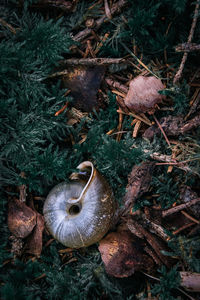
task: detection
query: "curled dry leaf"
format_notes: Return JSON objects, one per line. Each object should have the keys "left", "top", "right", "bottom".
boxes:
{"left": 123, "top": 161, "right": 155, "bottom": 212}
{"left": 98, "top": 229, "right": 154, "bottom": 278}
{"left": 62, "top": 65, "right": 105, "bottom": 112}
{"left": 25, "top": 212, "right": 45, "bottom": 257}
{"left": 8, "top": 198, "right": 37, "bottom": 238}
{"left": 124, "top": 75, "right": 165, "bottom": 113}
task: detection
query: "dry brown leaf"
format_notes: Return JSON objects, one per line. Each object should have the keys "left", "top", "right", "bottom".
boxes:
{"left": 124, "top": 75, "right": 165, "bottom": 113}
{"left": 8, "top": 198, "right": 37, "bottom": 238}
{"left": 98, "top": 229, "right": 154, "bottom": 278}
{"left": 25, "top": 212, "right": 45, "bottom": 257}
{"left": 62, "top": 65, "right": 105, "bottom": 112}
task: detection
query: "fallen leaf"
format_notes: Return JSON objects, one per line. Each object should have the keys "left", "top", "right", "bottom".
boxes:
{"left": 8, "top": 198, "right": 37, "bottom": 238}
{"left": 124, "top": 75, "right": 165, "bottom": 113}
{"left": 123, "top": 161, "right": 155, "bottom": 212}
{"left": 63, "top": 65, "right": 105, "bottom": 112}
{"left": 99, "top": 229, "right": 154, "bottom": 278}
{"left": 25, "top": 212, "right": 45, "bottom": 257}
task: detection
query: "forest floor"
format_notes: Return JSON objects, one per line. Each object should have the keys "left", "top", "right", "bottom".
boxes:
{"left": 1, "top": 1, "right": 200, "bottom": 299}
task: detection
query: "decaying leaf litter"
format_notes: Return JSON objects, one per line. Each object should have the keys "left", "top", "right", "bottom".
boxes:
{"left": 2, "top": 0, "right": 200, "bottom": 299}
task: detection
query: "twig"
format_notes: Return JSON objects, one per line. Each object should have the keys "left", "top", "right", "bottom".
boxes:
{"left": 86, "top": 40, "right": 96, "bottom": 58}
{"left": 149, "top": 152, "right": 200, "bottom": 177}
{"left": 111, "top": 89, "right": 126, "bottom": 98}
{"left": 153, "top": 115, "right": 171, "bottom": 147}
{"left": 105, "top": 77, "right": 128, "bottom": 93}
{"left": 19, "top": 172, "right": 26, "bottom": 203}
{"left": 117, "top": 109, "right": 152, "bottom": 126}
{"left": 73, "top": 0, "right": 128, "bottom": 42}
{"left": 0, "top": 18, "right": 17, "bottom": 34}
{"left": 180, "top": 112, "right": 200, "bottom": 133}
{"left": 132, "top": 221, "right": 171, "bottom": 266}
{"left": 175, "top": 43, "right": 200, "bottom": 52}
{"left": 181, "top": 210, "right": 199, "bottom": 224}
{"left": 116, "top": 111, "right": 123, "bottom": 142}
{"left": 185, "top": 89, "right": 200, "bottom": 120}
{"left": 173, "top": 222, "right": 195, "bottom": 235}
{"left": 61, "top": 57, "right": 129, "bottom": 66}
{"left": 94, "top": 32, "right": 110, "bottom": 54}
{"left": 104, "top": 0, "right": 112, "bottom": 19}
{"left": 173, "top": 0, "right": 200, "bottom": 84}
{"left": 120, "top": 41, "right": 160, "bottom": 79}
{"left": 162, "top": 198, "right": 200, "bottom": 218}
{"left": 49, "top": 59, "right": 130, "bottom": 79}
{"left": 55, "top": 101, "right": 69, "bottom": 116}
{"left": 132, "top": 120, "right": 141, "bottom": 138}
{"left": 142, "top": 272, "right": 196, "bottom": 300}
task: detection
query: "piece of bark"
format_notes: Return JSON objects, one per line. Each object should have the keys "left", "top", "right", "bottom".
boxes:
{"left": 8, "top": 198, "right": 37, "bottom": 239}
{"left": 180, "top": 113, "right": 200, "bottom": 133}
{"left": 62, "top": 65, "right": 105, "bottom": 112}
{"left": 180, "top": 186, "right": 200, "bottom": 219}
{"left": 143, "top": 113, "right": 200, "bottom": 140}
{"left": 9, "top": 235, "right": 24, "bottom": 257}
{"left": 123, "top": 161, "right": 155, "bottom": 212}
{"left": 98, "top": 229, "right": 154, "bottom": 278}
{"left": 25, "top": 212, "right": 45, "bottom": 257}
{"left": 124, "top": 76, "right": 165, "bottom": 113}
{"left": 162, "top": 198, "right": 200, "bottom": 218}
{"left": 143, "top": 115, "right": 184, "bottom": 140}
{"left": 127, "top": 219, "right": 172, "bottom": 267}
{"left": 180, "top": 272, "right": 200, "bottom": 292}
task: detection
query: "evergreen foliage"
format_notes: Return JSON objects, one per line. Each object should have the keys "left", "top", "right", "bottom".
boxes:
{"left": 151, "top": 265, "right": 180, "bottom": 300}
{"left": 0, "top": 1, "right": 200, "bottom": 299}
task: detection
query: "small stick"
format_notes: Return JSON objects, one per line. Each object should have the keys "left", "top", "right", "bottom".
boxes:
{"left": 0, "top": 18, "right": 17, "bottom": 34}
{"left": 153, "top": 115, "right": 171, "bottom": 147}
{"left": 73, "top": 0, "right": 128, "bottom": 42}
{"left": 142, "top": 272, "right": 196, "bottom": 300}
{"left": 181, "top": 210, "right": 199, "bottom": 224}
{"left": 19, "top": 172, "right": 26, "bottom": 203}
{"left": 173, "top": 222, "right": 195, "bottom": 235}
{"left": 116, "top": 111, "right": 123, "bottom": 141}
{"left": 104, "top": 0, "right": 112, "bottom": 19}
{"left": 106, "top": 128, "right": 115, "bottom": 135}
{"left": 173, "top": 0, "right": 200, "bottom": 84}
{"left": 132, "top": 120, "right": 141, "bottom": 138}
{"left": 162, "top": 198, "right": 200, "bottom": 218}
{"left": 106, "top": 77, "right": 128, "bottom": 93}
{"left": 55, "top": 102, "right": 69, "bottom": 116}
{"left": 86, "top": 40, "right": 96, "bottom": 58}
{"left": 94, "top": 33, "right": 110, "bottom": 54}
{"left": 185, "top": 89, "right": 200, "bottom": 120}
{"left": 83, "top": 45, "right": 90, "bottom": 58}
{"left": 117, "top": 109, "right": 152, "bottom": 126}
{"left": 120, "top": 41, "right": 160, "bottom": 79}
{"left": 111, "top": 89, "right": 126, "bottom": 98}
{"left": 175, "top": 43, "right": 200, "bottom": 52}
